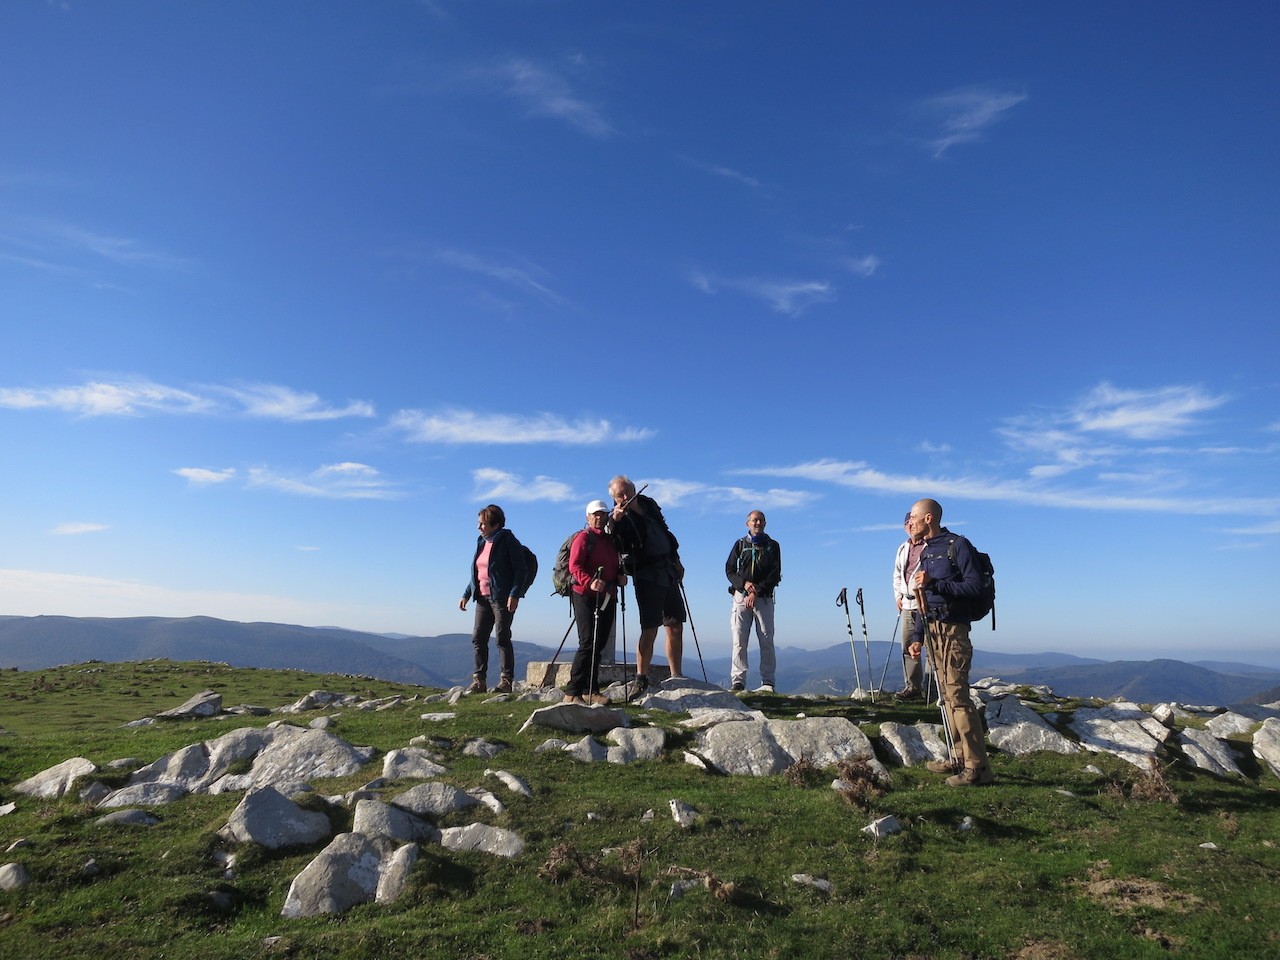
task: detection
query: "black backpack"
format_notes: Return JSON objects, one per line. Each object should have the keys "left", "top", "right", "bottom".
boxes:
{"left": 947, "top": 538, "right": 996, "bottom": 629}
{"left": 551, "top": 530, "right": 596, "bottom": 597}
{"left": 518, "top": 543, "right": 538, "bottom": 594}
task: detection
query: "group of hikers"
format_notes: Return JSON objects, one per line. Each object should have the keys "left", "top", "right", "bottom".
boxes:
{"left": 460, "top": 476, "right": 996, "bottom": 787}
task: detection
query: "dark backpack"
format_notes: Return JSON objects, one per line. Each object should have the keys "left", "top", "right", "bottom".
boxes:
{"left": 519, "top": 543, "right": 538, "bottom": 594}
{"left": 947, "top": 538, "right": 996, "bottom": 629}
{"left": 551, "top": 530, "right": 595, "bottom": 597}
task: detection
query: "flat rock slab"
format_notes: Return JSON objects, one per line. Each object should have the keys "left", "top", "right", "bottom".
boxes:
{"left": 1178, "top": 728, "right": 1244, "bottom": 778}
{"left": 157, "top": 689, "right": 222, "bottom": 719}
{"left": 98, "top": 782, "right": 188, "bottom": 808}
{"left": 94, "top": 809, "right": 160, "bottom": 828}
{"left": 519, "top": 703, "right": 631, "bottom": 735}
{"left": 440, "top": 822, "right": 524, "bottom": 858}
{"left": 1205, "top": 711, "right": 1258, "bottom": 739}
{"left": 694, "top": 717, "right": 874, "bottom": 777}
{"left": 985, "top": 696, "right": 1081, "bottom": 757}
{"left": 1068, "top": 702, "right": 1169, "bottom": 770}
{"left": 878, "top": 721, "right": 949, "bottom": 766}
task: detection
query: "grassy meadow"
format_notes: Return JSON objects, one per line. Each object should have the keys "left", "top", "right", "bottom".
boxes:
{"left": 1, "top": 659, "right": 1278, "bottom": 960}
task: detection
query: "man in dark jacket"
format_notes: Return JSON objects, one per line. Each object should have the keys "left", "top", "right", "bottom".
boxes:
{"left": 725, "top": 510, "right": 782, "bottom": 693}
{"left": 608, "top": 475, "right": 685, "bottom": 689}
{"left": 907, "top": 498, "right": 994, "bottom": 787}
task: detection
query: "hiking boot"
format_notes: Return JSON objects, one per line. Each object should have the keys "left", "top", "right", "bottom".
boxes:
{"left": 494, "top": 678, "right": 513, "bottom": 694}
{"left": 730, "top": 681, "right": 745, "bottom": 692}
{"left": 466, "top": 678, "right": 487, "bottom": 695}
{"left": 946, "top": 765, "right": 995, "bottom": 787}
{"left": 587, "top": 693, "right": 610, "bottom": 706}
{"left": 926, "top": 758, "right": 962, "bottom": 775}
{"left": 626, "top": 674, "right": 650, "bottom": 701}
{"left": 563, "top": 694, "right": 586, "bottom": 705}
{"left": 894, "top": 686, "right": 923, "bottom": 702}
{"left": 755, "top": 683, "right": 776, "bottom": 694}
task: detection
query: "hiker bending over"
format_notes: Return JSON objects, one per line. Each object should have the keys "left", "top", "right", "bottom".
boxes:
{"left": 459, "top": 504, "right": 527, "bottom": 695}
{"left": 608, "top": 475, "right": 685, "bottom": 691}
{"left": 564, "top": 500, "right": 627, "bottom": 705}
{"left": 725, "top": 510, "right": 781, "bottom": 694}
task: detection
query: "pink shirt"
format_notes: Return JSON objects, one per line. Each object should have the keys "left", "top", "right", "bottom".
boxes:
{"left": 476, "top": 540, "right": 494, "bottom": 597}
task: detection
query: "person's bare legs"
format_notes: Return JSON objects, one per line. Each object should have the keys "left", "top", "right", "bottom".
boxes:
{"left": 665, "top": 623, "right": 684, "bottom": 677}
{"left": 636, "top": 627, "right": 657, "bottom": 677}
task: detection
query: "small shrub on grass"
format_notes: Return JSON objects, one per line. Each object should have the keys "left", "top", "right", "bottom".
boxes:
{"left": 833, "top": 758, "right": 883, "bottom": 810}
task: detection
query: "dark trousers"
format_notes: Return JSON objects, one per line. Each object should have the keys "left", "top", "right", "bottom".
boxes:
{"left": 471, "top": 595, "right": 515, "bottom": 682}
{"left": 567, "top": 590, "right": 617, "bottom": 695}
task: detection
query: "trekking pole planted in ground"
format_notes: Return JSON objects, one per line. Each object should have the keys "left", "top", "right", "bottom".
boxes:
{"left": 876, "top": 610, "right": 902, "bottom": 694}
{"left": 589, "top": 567, "right": 604, "bottom": 697}
{"left": 855, "top": 588, "right": 876, "bottom": 702}
{"left": 678, "top": 580, "right": 708, "bottom": 681}
{"left": 837, "top": 588, "right": 864, "bottom": 697}
{"left": 914, "top": 586, "right": 955, "bottom": 757}
{"left": 619, "top": 582, "right": 630, "bottom": 695}
{"left": 549, "top": 610, "right": 577, "bottom": 670}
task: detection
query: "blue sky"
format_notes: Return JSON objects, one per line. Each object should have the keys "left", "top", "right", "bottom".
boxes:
{"left": 3, "top": 2, "right": 1278, "bottom": 667}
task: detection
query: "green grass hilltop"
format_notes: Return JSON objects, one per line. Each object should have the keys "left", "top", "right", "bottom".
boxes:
{"left": 1, "top": 660, "right": 1278, "bottom": 960}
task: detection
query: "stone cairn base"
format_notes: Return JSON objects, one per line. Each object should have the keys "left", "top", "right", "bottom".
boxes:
{"left": 524, "top": 661, "right": 673, "bottom": 688}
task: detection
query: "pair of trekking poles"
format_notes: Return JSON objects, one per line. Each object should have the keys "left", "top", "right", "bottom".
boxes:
{"left": 547, "top": 571, "right": 709, "bottom": 699}
{"left": 836, "top": 584, "right": 956, "bottom": 755}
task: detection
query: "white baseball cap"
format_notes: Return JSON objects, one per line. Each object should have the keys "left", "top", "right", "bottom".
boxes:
{"left": 586, "top": 499, "right": 610, "bottom": 516}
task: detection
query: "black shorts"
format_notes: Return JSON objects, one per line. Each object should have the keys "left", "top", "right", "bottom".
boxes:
{"left": 633, "top": 577, "right": 686, "bottom": 629}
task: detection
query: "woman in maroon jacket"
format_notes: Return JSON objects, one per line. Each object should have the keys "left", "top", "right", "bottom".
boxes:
{"left": 565, "top": 499, "right": 627, "bottom": 704}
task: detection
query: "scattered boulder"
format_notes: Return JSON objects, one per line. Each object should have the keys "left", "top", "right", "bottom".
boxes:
{"left": 463, "top": 738, "right": 506, "bottom": 759}
{"left": 1205, "top": 711, "right": 1257, "bottom": 739}
{"left": 1178, "top": 729, "right": 1244, "bottom": 779}
{"left": 791, "top": 873, "right": 833, "bottom": 894}
{"left": 563, "top": 736, "right": 609, "bottom": 763}
{"left": 14, "top": 757, "right": 98, "bottom": 799}
{"left": 98, "top": 782, "right": 188, "bottom": 808}
{"left": 877, "top": 721, "right": 949, "bottom": 766}
{"left": 375, "top": 843, "right": 419, "bottom": 904}
{"left": 94, "top": 809, "right": 160, "bottom": 828}
{"left": 1253, "top": 718, "right": 1280, "bottom": 778}
{"left": 391, "top": 782, "right": 479, "bottom": 819}
{"left": 861, "top": 815, "right": 902, "bottom": 838}
{"left": 156, "top": 690, "right": 222, "bottom": 719}
{"left": 352, "top": 799, "right": 440, "bottom": 844}
{"left": 382, "top": 747, "right": 447, "bottom": 781}
{"left": 606, "top": 727, "right": 666, "bottom": 764}
{"left": 0, "top": 863, "right": 30, "bottom": 891}
{"left": 694, "top": 717, "right": 874, "bottom": 777}
{"left": 280, "top": 832, "right": 392, "bottom": 918}
{"left": 1068, "top": 701, "right": 1169, "bottom": 769}
{"left": 218, "top": 786, "right": 333, "bottom": 849}
{"left": 985, "top": 696, "right": 1081, "bottom": 757}
{"left": 439, "top": 822, "right": 524, "bottom": 858}
{"left": 669, "top": 798, "right": 699, "bottom": 828}
{"left": 519, "top": 703, "right": 631, "bottom": 736}
{"left": 241, "top": 728, "right": 374, "bottom": 787}
{"left": 485, "top": 769, "right": 533, "bottom": 797}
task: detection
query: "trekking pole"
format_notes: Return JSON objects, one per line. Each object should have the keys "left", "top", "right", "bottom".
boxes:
{"left": 855, "top": 588, "right": 876, "bottom": 702}
{"left": 589, "top": 567, "right": 603, "bottom": 698}
{"left": 677, "top": 580, "right": 708, "bottom": 681}
{"left": 837, "top": 588, "right": 864, "bottom": 698}
{"left": 914, "top": 587, "right": 955, "bottom": 756}
{"left": 876, "top": 610, "right": 902, "bottom": 694}
{"left": 619, "top": 581, "right": 630, "bottom": 696}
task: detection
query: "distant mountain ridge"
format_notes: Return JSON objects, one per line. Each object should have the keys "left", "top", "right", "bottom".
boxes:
{"left": 1, "top": 615, "right": 1277, "bottom": 707}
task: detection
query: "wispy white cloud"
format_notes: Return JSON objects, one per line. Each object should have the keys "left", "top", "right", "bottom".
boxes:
{"left": 0, "top": 377, "right": 373, "bottom": 422}
{"left": 676, "top": 154, "right": 762, "bottom": 189}
{"left": 50, "top": 522, "right": 109, "bottom": 536}
{"left": 918, "top": 85, "right": 1027, "bottom": 158}
{"left": 471, "top": 468, "right": 579, "bottom": 503}
{"left": 174, "top": 467, "right": 237, "bottom": 485}
{"left": 1068, "top": 382, "right": 1228, "bottom": 440}
{"left": 497, "top": 58, "right": 613, "bottom": 137}
{"left": 0, "top": 379, "right": 214, "bottom": 417}
{"left": 624, "top": 477, "right": 820, "bottom": 512}
{"left": 2, "top": 218, "right": 194, "bottom": 272}
{"left": 738, "top": 455, "right": 1279, "bottom": 517}
{"left": 390, "top": 408, "right": 654, "bottom": 445}
{"left": 432, "top": 249, "right": 567, "bottom": 308}
{"left": 689, "top": 269, "right": 835, "bottom": 318}
{"left": 842, "top": 255, "right": 882, "bottom": 278}
{"left": 216, "top": 383, "right": 376, "bottom": 421}
{"left": 247, "top": 462, "right": 403, "bottom": 500}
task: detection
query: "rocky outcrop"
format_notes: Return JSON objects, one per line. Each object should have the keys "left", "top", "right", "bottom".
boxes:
{"left": 14, "top": 757, "right": 98, "bottom": 799}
